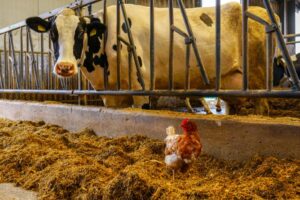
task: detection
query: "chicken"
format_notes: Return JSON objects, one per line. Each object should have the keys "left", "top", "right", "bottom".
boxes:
{"left": 177, "top": 119, "right": 202, "bottom": 164}
{"left": 164, "top": 126, "right": 183, "bottom": 170}
{"left": 164, "top": 126, "right": 183, "bottom": 180}
{"left": 164, "top": 119, "right": 202, "bottom": 179}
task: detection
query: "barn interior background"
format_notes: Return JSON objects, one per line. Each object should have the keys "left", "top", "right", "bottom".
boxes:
{"left": 0, "top": 0, "right": 298, "bottom": 108}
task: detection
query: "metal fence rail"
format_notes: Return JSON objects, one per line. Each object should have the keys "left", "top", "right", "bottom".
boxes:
{"left": 0, "top": 0, "right": 299, "bottom": 106}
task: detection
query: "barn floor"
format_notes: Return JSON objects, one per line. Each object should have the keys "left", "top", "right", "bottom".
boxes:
{"left": 0, "top": 119, "right": 298, "bottom": 200}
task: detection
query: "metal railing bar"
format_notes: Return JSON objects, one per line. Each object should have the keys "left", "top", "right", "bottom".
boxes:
{"left": 286, "top": 41, "right": 300, "bottom": 45}
{"left": 41, "top": 33, "right": 45, "bottom": 89}
{"left": 119, "top": 0, "right": 145, "bottom": 90}
{"left": 263, "top": 0, "right": 300, "bottom": 90}
{"left": 242, "top": 0, "right": 249, "bottom": 91}
{"left": 8, "top": 38, "right": 12, "bottom": 89}
{"left": 168, "top": 0, "right": 174, "bottom": 90}
{"left": 284, "top": 33, "right": 300, "bottom": 38}
{"left": 0, "top": 89, "right": 299, "bottom": 98}
{"left": 116, "top": 1, "right": 121, "bottom": 90}
{"left": 48, "top": 33, "right": 52, "bottom": 90}
{"left": 185, "top": 44, "right": 191, "bottom": 91}
{"left": 215, "top": 0, "right": 221, "bottom": 91}
{"left": 27, "top": 28, "right": 41, "bottom": 89}
{"left": 25, "top": 32, "right": 29, "bottom": 89}
{"left": 118, "top": 36, "right": 131, "bottom": 47}
{"left": 0, "top": 50, "right": 52, "bottom": 55}
{"left": 176, "top": 0, "right": 209, "bottom": 85}
{"left": 103, "top": 0, "right": 108, "bottom": 90}
{"left": 266, "top": 32, "right": 273, "bottom": 91}
{"left": 3, "top": 34, "right": 8, "bottom": 88}
{"left": 0, "top": 53, "right": 4, "bottom": 88}
{"left": 150, "top": 0, "right": 155, "bottom": 91}
{"left": 171, "top": 25, "right": 189, "bottom": 38}
{"left": 8, "top": 32, "right": 20, "bottom": 89}
{"left": 246, "top": 11, "right": 270, "bottom": 27}
{"left": 128, "top": 49, "right": 132, "bottom": 90}
{"left": 19, "top": 28, "right": 24, "bottom": 89}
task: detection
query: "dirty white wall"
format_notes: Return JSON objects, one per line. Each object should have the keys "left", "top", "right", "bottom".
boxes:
{"left": 0, "top": 0, "right": 74, "bottom": 28}
{"left": 0, "top": 0, "right": 116, "bottom": 50}
{"left": 0, "top": 0, "right": 117, "bottom": 28}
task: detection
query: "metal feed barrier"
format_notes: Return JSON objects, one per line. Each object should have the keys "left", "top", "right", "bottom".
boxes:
{"left": 0, "top": 0, "right": 299, "bottom": 107}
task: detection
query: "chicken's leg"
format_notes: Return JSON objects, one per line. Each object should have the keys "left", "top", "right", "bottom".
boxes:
{"left": 172, "top": 170, "right": 175, "bottom": 181}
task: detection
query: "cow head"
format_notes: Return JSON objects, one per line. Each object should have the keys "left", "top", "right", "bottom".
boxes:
{"left": 273, "top": 54, "right": 300, "bottom": 88}
{"left": 26, "top": 8, "right": 106, "bottom": 78}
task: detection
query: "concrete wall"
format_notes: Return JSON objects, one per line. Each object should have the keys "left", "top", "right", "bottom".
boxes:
{"left": 0, "top": 100, "right": 299, "bottom": 162}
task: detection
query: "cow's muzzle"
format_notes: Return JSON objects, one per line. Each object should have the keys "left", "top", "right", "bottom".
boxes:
{"left": 56, "top": 62, "right": 75, "bottom": 77}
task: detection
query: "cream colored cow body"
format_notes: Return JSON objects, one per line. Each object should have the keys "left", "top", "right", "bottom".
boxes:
{"left": 81, "top": 2, "right": 273, "bottom": 112}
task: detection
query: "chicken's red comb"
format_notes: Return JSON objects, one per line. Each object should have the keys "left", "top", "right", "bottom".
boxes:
{"left": 181, "top": 118, "right": 197, "bottom": 132}
{"left": 181, "top": 118, "right": 190, "bottom": 127}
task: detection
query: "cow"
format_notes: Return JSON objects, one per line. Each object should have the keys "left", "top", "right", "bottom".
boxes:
{"left": 26, "top": 2, "right": 278, "bottom": 114}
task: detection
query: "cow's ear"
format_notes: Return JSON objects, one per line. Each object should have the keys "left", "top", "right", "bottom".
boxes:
{"left": 26, "top": 17, "right": 51, "bottom": 33}
{"left": 87, "top": 21, "right": 106, "bottom": 37}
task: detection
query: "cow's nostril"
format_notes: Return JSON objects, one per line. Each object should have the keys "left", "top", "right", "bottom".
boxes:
{"left": 56, "top": 62, "right": 75, "bottom": 76}
{"left": 62, "top": 68, "right": 69, "bottom": 73}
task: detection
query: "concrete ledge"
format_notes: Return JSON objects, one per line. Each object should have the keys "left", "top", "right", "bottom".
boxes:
{"left": 0, "top": 100, "right": 299, "bottom": 161}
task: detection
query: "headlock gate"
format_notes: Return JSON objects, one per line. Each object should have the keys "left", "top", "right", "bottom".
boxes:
{"left": 0, "top": 0, "right": 299, "bottom": 106}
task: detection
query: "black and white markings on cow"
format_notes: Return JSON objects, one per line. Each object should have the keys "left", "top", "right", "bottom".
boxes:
{"left": 73, "top": 18, "right": 86, "bottom": 59}
{"left": 83, "top": 52, "right": 109, "bottom": 73}
{"left": 121, "top": 18, "right": 132, "bottom": 33}
{"left": 200, "top": 13, "right": 213, "bottom": 27}
{"left": 81, "top": 17, "right": 110, "bottom": 73}
{"left": 95, "top": 53, "right": 109, "bottom": 69}
{"left": 138, "top": 56, "right": 143, "bottom": 67}
{"left": 83, "top": 52, "right": 95, "bottom": 72}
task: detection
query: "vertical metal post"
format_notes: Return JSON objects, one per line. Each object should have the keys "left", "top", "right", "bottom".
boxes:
{"left": 216, "top": 0, "right": 221, "bottom": 91}
{"left": 150, "top": 0, "right": 155, "bottom": 91}
{"left": 27, "top": 29, "right": 41, "bottom": 89}
{"left": 103, "top": 0, "right": 108, "bottom": 90}
{"left": 168, "top": 0, "right": 174, "bottom": 90}
{"left": 4, "top": 34, "right": 8, "bottom": 89}
{"left": 242, "top": 0, "right": 249, "bottom": 91}
{"left": 8, "top": 32, "right": 20, "bottom": 89}
{"left": 263, "top": 0, "right": 300, "bottom": 90}
{"left": 195, "top": 0, "right": 202, "bottom": 7}
{"left": 128, "top": 49, "right": 132, "bottom": 90}
{"left": 88, "top": 3, "right": 92, "bottom": 15}
{"left": 116, "top": 0, "right": 121, "bottom": 90}
{"left": 0, "top": 53, "right": 4, "bottom": 89}
{"left": 20, "top": 27, "right": 24, "bottom": 89}
{"left": 41, "top": 33, "right": 45, "bottom": 89}
{"left": 48, "top": 33, "right": 53, "bottom": 90}
{"left": 283, "top": 0, "right": 287, "bottom": 35}
{"left": 185, "top": 44, "right": 191, "bottom": 91}
{"left": 266, "top": 32, "right": 273, "bottom": 91}
{"left": 25, "top": 29, "right": 30, "bottom": 90}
